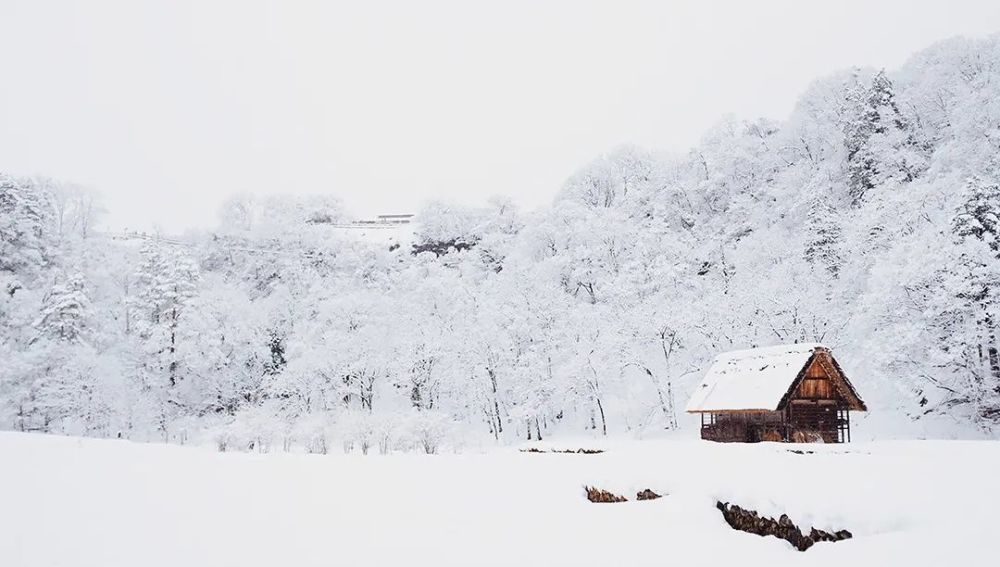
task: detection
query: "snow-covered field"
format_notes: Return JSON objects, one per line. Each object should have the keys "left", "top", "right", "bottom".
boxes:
{"left": 2, "top": 432, "right": 997, "bottom": 567}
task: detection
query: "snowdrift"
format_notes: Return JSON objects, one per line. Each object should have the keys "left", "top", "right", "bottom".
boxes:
{"left": 2, "top": 433, "right": 998, "bottom": 566}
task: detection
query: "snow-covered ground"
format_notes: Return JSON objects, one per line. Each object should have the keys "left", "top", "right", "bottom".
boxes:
{"left": 2, "top": 433, "right": 997, "bottom": 567}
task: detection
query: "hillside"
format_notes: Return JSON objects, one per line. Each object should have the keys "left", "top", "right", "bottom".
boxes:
{"left": 2, "top": 35, "right": 1000, "bottom": 447}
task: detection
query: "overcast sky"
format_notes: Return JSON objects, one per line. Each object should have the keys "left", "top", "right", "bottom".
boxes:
{"left": 2, "top": 1, "right": 999, "bottom": 231}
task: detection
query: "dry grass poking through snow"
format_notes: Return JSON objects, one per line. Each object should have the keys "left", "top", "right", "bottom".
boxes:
{"left": 584, "top": 486, "right": 628, "bottom": 503}
{"left": 585, "top": 487, "right": 663, "bottom": 502}
{"left": 635, "top": 488, "right": 662, "bottom": 500}
{"left": 716, "top": 501, "right": 852, "bottom": 551}
{"left": 520, "top": 447, "right": 605, "bottom": 454}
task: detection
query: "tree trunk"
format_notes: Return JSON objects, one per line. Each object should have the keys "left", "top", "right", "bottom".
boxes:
{"left": 488, "top": 368, "right": 503, "bottom": 435}
{"left": 587, "top": 359, "right": 607, "bottom": 435}
{"left": 485, "top": 407, "right": 499, "bottom": 441}
{"left": 658, "top": 330, "right": 680, "bottom": 429}
{"left": 643, "top": 366, "right": 674, "bottom": 429}
{"left": 595, "top": 397, "right": 607, "bottom": 436}
{"left": 664, "top": 378, "right": 677, "bottom": 429}
{"left": 168, "top": 305, "right": 177, "bottom": 387}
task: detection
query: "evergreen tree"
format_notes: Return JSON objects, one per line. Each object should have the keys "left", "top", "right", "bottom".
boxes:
{"left": 803, "top": 195, "right": 843, "bottom": 277}
{"left": 133, "top": 243, "right": 201, "bottom": 387}
{"left": 34, "top": 273, "right": 90, "bottom": 343}
{"left": 0, "top": 174, "right": 54, "bottom": 277}
{"left": 953, "top": 176, "right": 1000, "bottom": 254}
{"left": 928, "top": 175, "right": 1000, "bottom": 423}
{"left": 844, "top": 70, "right": 926, "bottom": 204}
{"left": 843, "top": 72, "right": 879, "bottom": 203}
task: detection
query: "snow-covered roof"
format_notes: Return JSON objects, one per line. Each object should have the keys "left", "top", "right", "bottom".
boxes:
{"left": 685, "top": 343, "right": 825, "bottom": 412}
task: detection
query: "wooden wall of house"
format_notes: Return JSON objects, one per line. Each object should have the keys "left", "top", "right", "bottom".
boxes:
{"left": 784, "top": 355, "right": 848, "bottom": 442}
{"left": 786, "top": 403, "right": 840, "bottom": 443}
{"left": 794, "top": 357, "right": 838, "bottom": 400}
{"left": 700, "top": 411, "right": 784, "bottom": 443}
{"left": 700, "top": 407, "right": 845, "bottom": 443}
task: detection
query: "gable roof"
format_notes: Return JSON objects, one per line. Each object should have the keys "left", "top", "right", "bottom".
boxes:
{"left": 685, "top": 343, "right": 865, "bottom": 413}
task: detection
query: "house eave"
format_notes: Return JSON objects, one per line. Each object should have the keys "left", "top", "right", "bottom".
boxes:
{"left": 686, "top": 408, "right": 778, "bottom": 414}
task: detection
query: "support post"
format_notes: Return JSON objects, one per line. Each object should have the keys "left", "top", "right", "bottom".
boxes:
{"left": 847, "top": 409, "right": 851, "bottom": 443}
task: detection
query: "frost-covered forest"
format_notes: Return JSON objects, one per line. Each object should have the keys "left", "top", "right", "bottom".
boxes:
{"left": 3, "top": 36, "right": 1000, "bottom": 450}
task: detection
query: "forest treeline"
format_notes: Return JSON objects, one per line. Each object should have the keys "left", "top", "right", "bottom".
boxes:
{"left": 2, "top": 36, "right": 1000, "bottom": 450}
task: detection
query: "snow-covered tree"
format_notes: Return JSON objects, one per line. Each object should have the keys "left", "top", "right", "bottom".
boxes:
{"left": 844, "top": 70, "right": 927, "bottom": 204}
{"left": 803, "top": 194, "right": 843, "bottom": 277}
{"left": 34, "top": 273, "right": 90, "bottom": 343}
{"left": 0, "top": 174, "right": 54, "bottom": 278}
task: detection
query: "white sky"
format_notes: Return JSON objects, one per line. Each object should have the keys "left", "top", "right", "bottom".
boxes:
{"left": 2, "top": 1, "right": 999, "bottom": 231}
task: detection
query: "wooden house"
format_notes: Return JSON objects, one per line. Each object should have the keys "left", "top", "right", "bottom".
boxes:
{"left": 685, "top": 344, "right": 866, "bottom": 443}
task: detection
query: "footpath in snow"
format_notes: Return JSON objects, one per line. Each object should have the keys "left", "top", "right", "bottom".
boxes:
{"left": 1, "top": 432, "right": 997, "bottom": 567}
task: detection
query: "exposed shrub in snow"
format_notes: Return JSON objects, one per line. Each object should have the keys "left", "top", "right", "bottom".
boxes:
{"left": 293, "top": 413, "right": 336, "bottom": 454}
{"left": 226, "top": 406, "right": 282, "bottom": 453}
{"left": 395, "top": 411, "right": 458, "bottom": 455}
{"left": 584, "top": 486, "right": 627, "bottom": 503}
{"left": 339, "top": 410, "right": 377, "bottom": 455}
{"left": 635, "top": 489, "right": 662, "bottom": 500}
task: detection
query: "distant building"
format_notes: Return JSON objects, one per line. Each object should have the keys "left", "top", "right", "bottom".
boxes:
{"left": 349, "top": 214, "right": 414, "bottom": 227}
{"left": 685, "top": 344, "right": 866, "bottom": 443}
{"left": 375, "top": 214, "right": 414, "bottom": 225}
